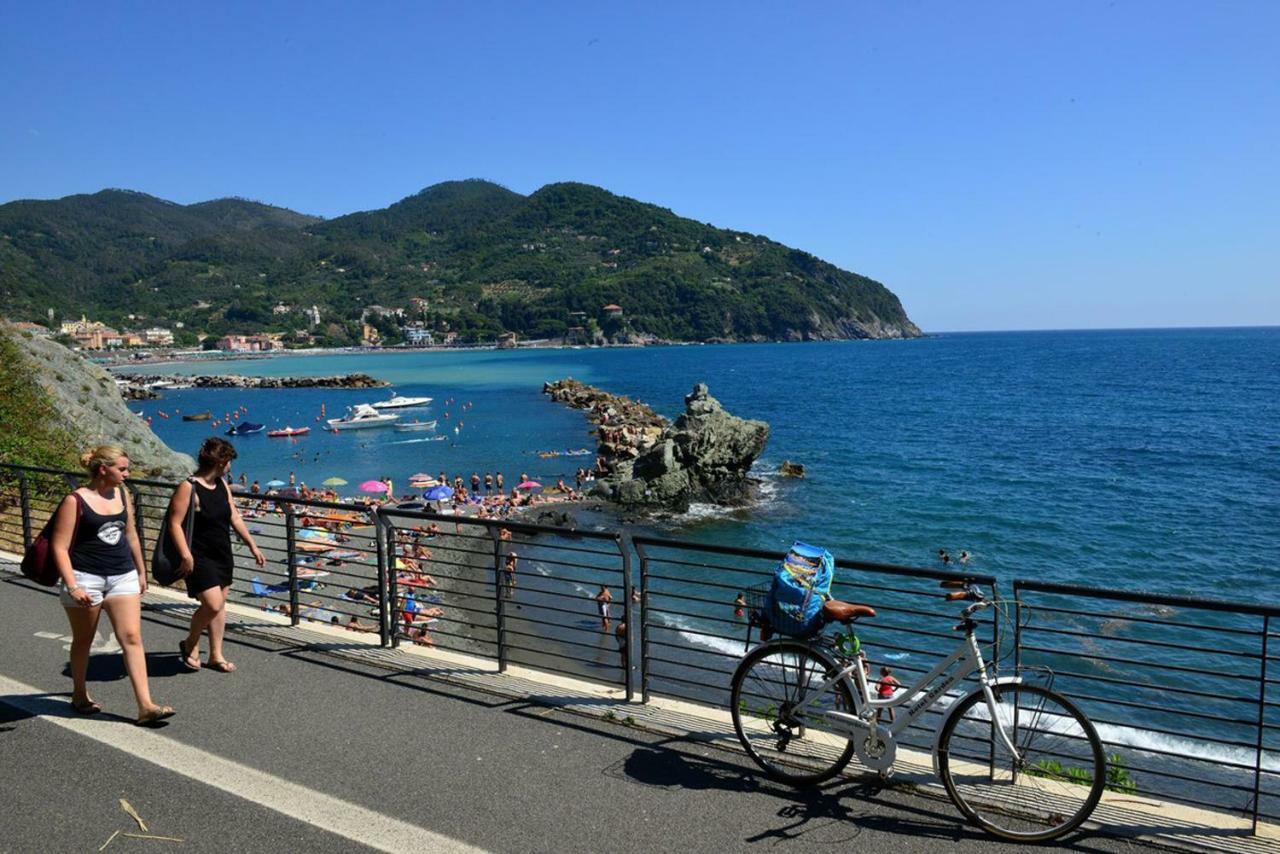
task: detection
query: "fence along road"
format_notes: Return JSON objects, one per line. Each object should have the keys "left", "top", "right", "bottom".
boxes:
{"left": 1, "top": 461, "right": 1276, "bottom": 848}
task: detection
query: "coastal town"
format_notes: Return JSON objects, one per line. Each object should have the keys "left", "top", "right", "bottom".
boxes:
{"left": 9, "top": 299, "right": 641, "bottom": 361}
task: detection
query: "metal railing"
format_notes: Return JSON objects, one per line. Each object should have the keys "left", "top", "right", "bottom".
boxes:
{"left": 1015, "top": 579, "right": 1279, "bottom": 831}
{"left": 1, "top": 462, "right": 1275, "bottom": 832}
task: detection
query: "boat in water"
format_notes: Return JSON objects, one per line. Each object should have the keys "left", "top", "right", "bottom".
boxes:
{"left": 182, "top": 411, "right": 212, "bottom": 421}
{"left": 267, "top": 426, "right": 311, "bottom": 438}
{"left": 226, "top": 421, "right": 265, "bottom": 436}
{"left": 394, "top": 419, "right": 438, "bottom": 432}
{"left": 327, "top": 403, "right": 399, "bottom": 431}
{"left": 371, "top": 392, "right": 433, "bottom": 410}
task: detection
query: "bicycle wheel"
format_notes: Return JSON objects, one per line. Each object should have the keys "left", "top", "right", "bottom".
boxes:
{"left": 937, "top": 683, "right": 1105, "bottom": 842}
{"left": 729, "top": 640, "right": 857, "bottom": 786}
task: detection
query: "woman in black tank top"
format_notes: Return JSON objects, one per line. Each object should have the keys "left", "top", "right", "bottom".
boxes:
{"left": 50, "top": 445, "right": 175, "bottom": 725}
{"left": 168, "top": 438, "right": 265, "bottom": 673}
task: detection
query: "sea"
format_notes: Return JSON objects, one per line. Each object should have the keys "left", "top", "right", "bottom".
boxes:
{"left": 128, "top": 328, "right": 1280, "bottom": 802}
{"left": 132, "top": 327, "right": 1280, "bottom": 600}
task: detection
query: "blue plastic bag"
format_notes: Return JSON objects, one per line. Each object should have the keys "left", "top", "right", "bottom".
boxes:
{"left": 764, "top": 542, "right": 834, "bottom": 636}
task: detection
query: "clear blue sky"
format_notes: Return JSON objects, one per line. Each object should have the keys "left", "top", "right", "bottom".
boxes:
{"left": 2, "top": 2, "right": 1276, "bottom": 331}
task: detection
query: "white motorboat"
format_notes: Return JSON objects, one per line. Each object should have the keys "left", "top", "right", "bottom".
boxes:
{"left": 371, "top": 392, "right": 433, "bottom": 410}
{"left": 394, "top": 419, "right": 438, "bottom": 432}
{"left": 327, "top": 403, "right": 400, "bottom": 430}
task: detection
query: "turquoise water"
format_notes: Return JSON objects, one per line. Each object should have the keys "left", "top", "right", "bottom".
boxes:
{"left": 135, "top": 328, "right": 1280, "bottom": 599}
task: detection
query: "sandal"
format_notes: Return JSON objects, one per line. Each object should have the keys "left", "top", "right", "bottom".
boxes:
{"left": 205, "top": 659, "right": 237, "bottom": 673}
{"left": 135, "top": 705, "right": 176, "bottom": 727}
{"left": 178, "top": 640, "right": 201, "bottom": 672}
{"left": 71, "top": 698, "right": 102, "bottom": 716}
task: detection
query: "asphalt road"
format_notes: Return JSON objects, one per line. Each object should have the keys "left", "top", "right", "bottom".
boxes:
{"left": 0, "top": 574, "right": 1164, "bottom": 853}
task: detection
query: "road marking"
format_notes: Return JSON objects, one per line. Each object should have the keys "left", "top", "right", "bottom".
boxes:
{"left": 0, "top": 674, "right": 487, "bottom": 854}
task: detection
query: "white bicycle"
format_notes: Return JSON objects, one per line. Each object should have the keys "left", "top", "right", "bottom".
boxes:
{"left": 729, "top": 579, "right": 1105, "bottom": 842}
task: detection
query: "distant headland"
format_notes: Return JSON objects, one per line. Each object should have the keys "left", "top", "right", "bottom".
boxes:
{"left": 0, "top": 179, "right": 921, "bottom": 350}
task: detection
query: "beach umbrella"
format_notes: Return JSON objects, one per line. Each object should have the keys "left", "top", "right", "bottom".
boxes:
{"left": 359, "top": 480, "right": 388, "bottom": 493}
{"left": 516, "top": 480, "right": 542, "bottom": 491}
{"left": 409, "top": 473, "right": 433, "bottom": 481}
{"left": 423, "top": 484, "right": 454, "bottom": 501}
{"left": 266, "top": 479, "right": 287, "bottom": 488}
{"left": 322, "top": 477, "right": 348, "bottom": 486}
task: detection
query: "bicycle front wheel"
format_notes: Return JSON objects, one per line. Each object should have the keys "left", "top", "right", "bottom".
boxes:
{"left": 729, "top": 640, "right": 856, "bottom": 787}
{"left": 937, "top": 683, "right": 1105, "bottom": 842}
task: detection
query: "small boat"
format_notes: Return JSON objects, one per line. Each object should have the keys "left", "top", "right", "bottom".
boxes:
{"left": 183, "top": 411, "right": 212, "bottom": 421}
{"left": 226, "top": 421, "right": 265, "bottom": 436}
{"left": 267, "top": 426, "right": 311, "bottom": 438}
{"left": 326, "top": 403, "right": 399, "bottom": 431}
{"left": 371, "top": 392, "right": 433, "bottom": 410}
{"left": 394, "top": 419, "right": 438, "bottom": 432}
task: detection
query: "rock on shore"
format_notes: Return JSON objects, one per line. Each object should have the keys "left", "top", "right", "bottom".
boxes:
{"left": 2, "top": 323, "right": 194, "bottom": 476}
{"left": 117, "top": 373, "right": 387, "bottom": 390}
{"left": 543, "top": 379, "right": 769, "bottom": 512}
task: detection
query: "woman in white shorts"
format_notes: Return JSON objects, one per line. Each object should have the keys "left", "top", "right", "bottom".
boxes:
{"left": 50, "top": 445, "right": 174, "bottom": 725}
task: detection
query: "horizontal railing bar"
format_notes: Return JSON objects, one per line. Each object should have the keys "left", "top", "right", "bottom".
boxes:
{"left": 1016, "top": 579, "right": 1280, "bottom": 618}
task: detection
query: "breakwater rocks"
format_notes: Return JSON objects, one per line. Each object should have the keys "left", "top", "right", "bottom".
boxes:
{"left": 119, "top": 373, "right": 387, "bottom": 390}
{"left": 543, "top": 378, "right": 769, "bottom": 512}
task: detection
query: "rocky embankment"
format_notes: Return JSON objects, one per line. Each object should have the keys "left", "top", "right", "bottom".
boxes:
{"left": 117, "top": 373, "right": 386, "bottom": 390}
{"left": 543, "top": 379, "right": 769, "bottom": 512}
{"left": 1, "top": 323, "right": 194, "bottom": 476}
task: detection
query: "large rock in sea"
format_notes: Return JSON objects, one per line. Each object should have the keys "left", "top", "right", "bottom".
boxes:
{"left": 595, "top": 384, "right": 769, "bottom": 511}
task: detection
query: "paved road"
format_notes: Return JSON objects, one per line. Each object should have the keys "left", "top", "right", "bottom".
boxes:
{"left": 0, "top": 574, "right": 1164, "bottom": 853}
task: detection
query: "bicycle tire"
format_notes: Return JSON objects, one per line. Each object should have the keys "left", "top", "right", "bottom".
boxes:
{"left": 937, "top": 683, "right": 1105, "bottom": 842}
{"left": 729, "top": 640, "right": 857, "bottom": 787}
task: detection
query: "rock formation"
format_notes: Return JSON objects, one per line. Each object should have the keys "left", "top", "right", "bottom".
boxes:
{"left": 543, "top": 379, "right": 769, "bottom": 512}
{"left": 116, "top": 373, "right": 386, "bottom": 390}
{"left": 2, "top": 323, "right": 194, "bottom": 477}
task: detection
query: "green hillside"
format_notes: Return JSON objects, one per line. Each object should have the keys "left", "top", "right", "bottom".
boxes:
{"left": 0, "top": 180, "right": 921, "bottom": 343}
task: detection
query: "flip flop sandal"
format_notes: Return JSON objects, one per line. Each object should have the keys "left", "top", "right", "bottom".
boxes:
{"left": 179, "top": 640, "right": 201, "bottom": 672}
{"left": 135, "top": 705, "right": 176, "bottom": 727}
{"left": 205, "top": 660, "right": 237, "bottom": 673}
{"left": 71, "top": 698, "right": 102, "bottom": 716}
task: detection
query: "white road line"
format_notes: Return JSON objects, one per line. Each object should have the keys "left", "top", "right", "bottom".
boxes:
{"left": 0, "top": 674, "right": 487, "bottom": 854}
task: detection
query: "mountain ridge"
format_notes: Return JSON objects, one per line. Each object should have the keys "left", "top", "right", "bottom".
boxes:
{"left": 0, "top": 180, "right": 922, "bottom": 343}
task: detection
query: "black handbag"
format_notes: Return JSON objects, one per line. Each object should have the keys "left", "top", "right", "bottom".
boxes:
{"left": 152, "top": 479, "right": 197, "bottom": 586}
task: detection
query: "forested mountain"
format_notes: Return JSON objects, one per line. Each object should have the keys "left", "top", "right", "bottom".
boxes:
{"left": 0, "top": 180, "right": 921, "bottom": 342}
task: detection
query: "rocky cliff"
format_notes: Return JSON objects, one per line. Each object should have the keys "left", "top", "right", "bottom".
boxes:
{"left": 543, "top": 379, "right": 769, "bottom": 512}
{"left": 0, "top": 322, "right": 194, "bottom": 477}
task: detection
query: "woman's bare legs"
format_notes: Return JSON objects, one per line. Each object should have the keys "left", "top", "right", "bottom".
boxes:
{"left": 63, "top": 603, "right": 102, "bottom": 707}
{"left": 185, "top": 585, "right": 233, "bottom": 668}
{"left": 100, "top": 594, "right": 159, "bottom": 716}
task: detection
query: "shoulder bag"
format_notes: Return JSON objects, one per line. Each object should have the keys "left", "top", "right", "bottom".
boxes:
{"left": 21, "top": 492, "right": 85, "bottom": 586}
{"left": 152, "top": 479, "right": 197, "bottom": 587}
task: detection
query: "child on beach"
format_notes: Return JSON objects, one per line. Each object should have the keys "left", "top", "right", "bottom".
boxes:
{"left": 877, "top": 666, "right": 901, "bottom": 723}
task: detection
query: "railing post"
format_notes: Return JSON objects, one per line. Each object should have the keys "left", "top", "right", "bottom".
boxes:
{"left": 129, "top": 485, "right": 147, "bottom": 556}
{"left": 634, "top": 538, "right": 651, "bottom": 704}
{"left": 1253, "top": 614, "right": 1270, "bottom": 835}
{"left": 490, "top": 523, "right": 508, "bottom": 673}
{"left": 377, "top": 509, "right": 393, "bottom": 648}
{"left": 618, "top": 530, "right": 634, "bottom": 701}
{"left": 18, "top": 473, "right": 32, "bottom": 546}
{"left": 284, "top": 503, "right": 299, "bottom": 627}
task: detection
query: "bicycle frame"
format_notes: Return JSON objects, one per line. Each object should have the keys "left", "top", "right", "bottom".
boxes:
{"left": 781, "top": 627, "right": 1021, "bottom": 758}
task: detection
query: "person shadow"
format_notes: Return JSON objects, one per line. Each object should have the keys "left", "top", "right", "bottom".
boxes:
{"left": 61, "top": 650, "right": 190, "bottom": 682}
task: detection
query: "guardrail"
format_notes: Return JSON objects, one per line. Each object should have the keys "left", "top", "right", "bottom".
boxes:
{"left": 0, "top": 462, "right": 1274, "bottom": 832}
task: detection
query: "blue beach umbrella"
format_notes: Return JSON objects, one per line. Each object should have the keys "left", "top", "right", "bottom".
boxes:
{"left": 423, "top": 485, "right": 454, "bottom": 501}
{"left": 266, "top": 479, "right": 287, "bottom": 488}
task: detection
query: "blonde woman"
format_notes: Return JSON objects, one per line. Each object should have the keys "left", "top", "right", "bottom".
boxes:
{"left": 169, "top": 437, "right": 265, "bottom": 673}
{"left": 50, "top": 446, "right": 174, "bottom": 725}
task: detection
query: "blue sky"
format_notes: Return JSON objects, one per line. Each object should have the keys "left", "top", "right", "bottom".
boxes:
{"left": 2, "top": 2, "right": 1276, "bottom": 331}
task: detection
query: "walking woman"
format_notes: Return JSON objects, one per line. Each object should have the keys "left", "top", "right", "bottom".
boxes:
{"left": 50, "top": 446, "right": 174, "bottom": 725}
{"left": 169, "top": 437, "right": 265, "bottom": 673}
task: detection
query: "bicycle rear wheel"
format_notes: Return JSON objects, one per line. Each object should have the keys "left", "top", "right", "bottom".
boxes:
{"left": 937, "top": 683, "right": 1105, "bottom": 842}
{"left": 729, "top": 640, "right": 856, "bottom": 787}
